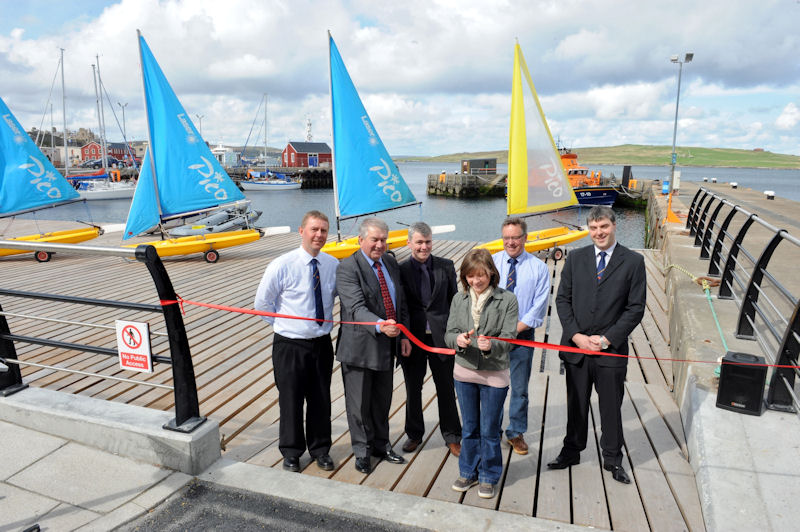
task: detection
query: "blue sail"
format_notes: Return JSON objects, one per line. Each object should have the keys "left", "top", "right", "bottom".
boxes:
{"left": 122, "top": 148, "right": 158, "bottom": 240}
{"left": 329, "top": 35, "right": 416, "bottom": 218}
{"left": 137, "top": 34, "right": 244, "bottom": 220}
{"left": 0, "top": 96, "right": 79, "bottom": 215}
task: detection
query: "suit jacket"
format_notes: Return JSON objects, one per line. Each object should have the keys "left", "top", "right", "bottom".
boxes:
{"left": 336, "top": 250, "right": 410, "bottom": 371}
{"left": 556, "top": 244, "right": 646, "bottom": 367}
{"left": 399, "top": 255, "right": 458, "bottom": 358}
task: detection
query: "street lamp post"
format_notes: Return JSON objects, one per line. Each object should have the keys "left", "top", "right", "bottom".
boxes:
{"left": 117, "top": 102, "right": 128, "bottom": 140}
{"left": 669, "top": 52, "right": 693, "bottom": 195}
{"left": 195, "top": 114, "right": 205, "bottom": 138}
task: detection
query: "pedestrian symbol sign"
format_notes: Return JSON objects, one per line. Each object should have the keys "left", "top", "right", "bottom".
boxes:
{"left": 116, "top": 320, "right": 153, "bottom": 373}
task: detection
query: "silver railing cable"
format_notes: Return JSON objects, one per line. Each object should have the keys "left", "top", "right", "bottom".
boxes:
{"left": 0, "top": 311, "right": 169, "bottom": 337}
{"left": 1, "top": 358, "right": 173, "bottom": 390}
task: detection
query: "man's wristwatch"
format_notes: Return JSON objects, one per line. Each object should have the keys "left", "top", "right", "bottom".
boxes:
{"left": 600, "top": 337, "right": 609, "bottom": 350}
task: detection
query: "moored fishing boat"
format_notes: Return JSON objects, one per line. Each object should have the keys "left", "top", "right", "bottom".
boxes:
{"left": 0, "top": 95, "right": 102, "bottom": 261}
{"left": 122, "top": 31, "right": 264, "bottom": 263}
{"left": 241, "top": 170, "right": 300, "bottom": 191}
{"left": 475, "top": 42, "right": 588, "bottom": 255}
{"left": 560, "top": 149, "right": 618, "bottom": 206}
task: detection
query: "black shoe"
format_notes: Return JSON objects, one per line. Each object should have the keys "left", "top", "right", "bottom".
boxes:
{"left": 402, "top": 438, "right": 421, "bottom": 453}
{"left": 315, "top": 454, "right": 334, "bottom": 471}
{"left": 372, "top": 448, "right": 406, "bottom": 464}
{"left": 604, "top": 463, "right": 631, "bottom": 484}
{"left": 282, "top": 456, "right": 300, "bottom": 472}
{"left": 355, "top": 456, "right": 371, "bottom": 474}
{"left": 546, "top": 454, "right": 580, "bottom": 469}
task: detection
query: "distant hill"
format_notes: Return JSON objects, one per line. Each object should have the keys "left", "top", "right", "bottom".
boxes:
{"left": 400, "top": 144, "right": 800, "bottom": 169}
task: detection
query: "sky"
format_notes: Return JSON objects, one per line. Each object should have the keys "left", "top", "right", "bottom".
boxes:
{"left": 1, "top": 0, "right": 799, "bottom": 156}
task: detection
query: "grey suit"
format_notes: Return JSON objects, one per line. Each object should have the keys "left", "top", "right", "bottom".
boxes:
{"left": 556, "top": 244, "right": 646, "bottom": 466}
{"left": 336, "top": 250, "right": 409, "bottom": 457}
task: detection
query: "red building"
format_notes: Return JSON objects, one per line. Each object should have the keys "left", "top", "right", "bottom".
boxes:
{"left": 281, "top": 141, "right": 332, "bottom": 168}
{"left": 80, "top": 141, "right": 131, "bottom": 161}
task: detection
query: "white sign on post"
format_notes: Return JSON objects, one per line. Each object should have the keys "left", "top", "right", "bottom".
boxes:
{"left": 116, "top": 320, "right": 153, "bottom": 373}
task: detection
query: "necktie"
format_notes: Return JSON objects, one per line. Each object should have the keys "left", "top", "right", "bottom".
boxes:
{"left": 597, "top": 251, "right": 607, "bottom": 281}
{"left": 506, "top": 257, "right": 517, "bottom": 293}
{"left": 419, "top": 262, "right": 432, "bottom": 307}
{"left": 311, "top": 258, "right": 324, "bottom": 325}
{"left": 374, "top": 262, "right": 396, "bottom": 321}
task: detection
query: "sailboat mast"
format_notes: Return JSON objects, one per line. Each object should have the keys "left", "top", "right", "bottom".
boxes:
{"left": 136, "top": 29, "right": 164, "bottom": 221}
{"left": 60, "top": 48, "right": 69, "bottom": 176}
{"left": 96, "top": 55, "right": 109, "bottom": 171}
{"left": 264, "top": 92, "right": 269, "bottom": 174}
{"left": 327, "top": 30, "right": 342, "bottom": 240}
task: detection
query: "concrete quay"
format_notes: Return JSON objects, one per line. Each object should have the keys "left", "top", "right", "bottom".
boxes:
{"left": 649, "top": 181, "right": 800, "bottom": 531}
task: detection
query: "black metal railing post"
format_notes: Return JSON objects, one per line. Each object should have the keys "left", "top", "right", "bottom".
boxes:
{"left": 135, "top": 244, "right": 205, "bottom": 433}
{"left": 700, "top": 201, "right": 726, "bottom": 259}
{"left": 694, "top": 196, "right": 716, "bottom": 247}
{"left": 766, "top": 298, "right": 800, "bottom": 412}
{"left": 736, "top": 232, "right": 785, "bottom": 339}
{"left": 686, "top": 188, "right": 705, "bottom": 231}
{"left": 0, "top": 303, "right": 28, "bottom": 396}
{"left": 709, "top": 206, "right": 740, "bottom": 277}
{"left": 719, "top": 214, "right": 757, "bottom": 299}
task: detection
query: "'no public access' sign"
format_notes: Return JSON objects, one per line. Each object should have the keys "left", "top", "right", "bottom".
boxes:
{"left": 116, "top": 320, "right": 153, "bottom": 373}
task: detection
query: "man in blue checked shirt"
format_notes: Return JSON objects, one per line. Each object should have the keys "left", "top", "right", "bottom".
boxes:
{"left": 254, "top": 210, "right": 338, "bottom": 474}
{"left": 492, "top": 217, "right": 551, "bottom": 455}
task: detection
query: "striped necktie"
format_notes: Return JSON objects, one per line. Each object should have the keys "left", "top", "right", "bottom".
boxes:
{"left": 506, "top": 257, "right": 517, "bottom": 293}
{"left": 597, "top": 251, "right": 607, "bottom": 281}
{"left": 374, "top": 262, "right": 396, "bottom": 321}
{"left": 311, "top": 258, "right": 324, "bottom": 325}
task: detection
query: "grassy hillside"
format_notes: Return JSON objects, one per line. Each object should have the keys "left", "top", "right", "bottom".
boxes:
{"left": 404, "top": 144, "right": 800, "bottom": 169}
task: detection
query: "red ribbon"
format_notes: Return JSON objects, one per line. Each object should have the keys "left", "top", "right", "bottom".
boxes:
{"left": 159, "top": 296, "right": 800, "bottom": 369}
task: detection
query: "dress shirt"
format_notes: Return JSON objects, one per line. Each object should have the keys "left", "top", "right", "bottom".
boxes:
{"left": 594, "top": 242, "right": 617, "bottom": 268}
{"left": 360, "top": 250, "right": 397, "bottom": 332}
{"left": 493, "top": 249, "right": 550, "bottom": 329}
{"left": 254, "top": 247, "right": 338, "bottom": 339}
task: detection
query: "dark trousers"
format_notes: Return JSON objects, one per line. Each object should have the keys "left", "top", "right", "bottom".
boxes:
{"left": 562, "top": 356, "right": 627, "bottom": 467}
{"left": 273, "top": 333, "right": 334, "bottom": 459}
{"left": 399, "top": 337, "right": 461, "bottom": 444}
{"left": 341, "top": 362, "right": 393, "bottom": 458}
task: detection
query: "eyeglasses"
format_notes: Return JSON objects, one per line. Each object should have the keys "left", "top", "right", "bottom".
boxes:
{"left": 502, "top": 234, "right": 526, "bottom": 241}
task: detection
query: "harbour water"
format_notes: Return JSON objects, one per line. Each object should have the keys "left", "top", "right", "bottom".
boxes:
{"left": 16, "top": 163, "right": 799, "bottom": 251}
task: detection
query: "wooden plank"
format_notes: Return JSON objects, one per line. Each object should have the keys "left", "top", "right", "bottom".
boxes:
{"left": 645, "top": 384, "right": 688, "bottom": 459}
{"left": 497, "top": 372, "right": 547, "bottom": 516}
{"left": 542, "top": 258, "right": 565, "bottom": 375}
{"left": 627, "top": 382, "right": 704, "bottom": 532}
{"left": 641, "top": 312, "right": 674, "bottom": 388}
{"left": 590, "top": 396, "right": 650, "bottom": 532}
{"left": 617, "top": 396, "right": 687, "bottom": 531}
{"left": 426, "top": 452, "right": 463, "bottom": 504}
{"left": 571, "top": 394, "right": 611, "bottom": 529}
{"left": 534, "top": 372, "right": 571, "bottom": 523}
{"left": 631, "top": 324, "right": 668, "bottom": 388}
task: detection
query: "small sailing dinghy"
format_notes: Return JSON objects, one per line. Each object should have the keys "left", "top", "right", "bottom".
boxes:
{"left": 321, "top": 33, "right": 424, "bottom": 259}
{"left": 0, "top": 96, "right": 102, "bottom": 262}
{"left": 122, "top": 32, "right": 263, "bottom": 263}
{"left": 475, "top": 43, "right": 588, "bottom": 254}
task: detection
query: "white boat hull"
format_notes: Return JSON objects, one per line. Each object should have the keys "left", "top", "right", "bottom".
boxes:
{"left": 77, "top": 180, "right": 136, "bottom": 200}
{"left": 241, "top": 180, "right": 301, "bottom": 191}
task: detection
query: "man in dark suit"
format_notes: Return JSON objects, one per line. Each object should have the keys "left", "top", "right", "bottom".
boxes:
{"left": 398, "top": 222, "right": 462, "bottom": 456}
{"left": 337, "top": 217, "right": 412, "bottom": 474}
{"left": 548, "top": 206, "right": 646, "bottom": 484}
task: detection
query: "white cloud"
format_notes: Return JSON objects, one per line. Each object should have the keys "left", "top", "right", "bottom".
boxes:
{"left": 775, "top": 102, "right": 800, "bottom": 130}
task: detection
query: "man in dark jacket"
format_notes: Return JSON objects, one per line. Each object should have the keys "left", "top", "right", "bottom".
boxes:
{"left": 399, "top": 222, "right": 462, "bottom": 456}
{"left": 548, "top": 206, "right": 646, "bottom": 484}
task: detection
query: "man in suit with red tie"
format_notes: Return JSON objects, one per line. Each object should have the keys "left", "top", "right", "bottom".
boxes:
{"left": 254, "top": 210, "right": 338, "bottom": 473}
{"left": 336, "top": 217, "right": 412, "bottom": 474}
{"left": 398, "top": 222, "right": 462, "bottom": 456}
{"left": 548, "top": 206, "right": 646, "bottom": 484}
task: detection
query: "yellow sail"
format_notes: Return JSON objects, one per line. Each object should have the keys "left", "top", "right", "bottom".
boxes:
{"left": 507, "top": 43, "right": 578, "bottom": 215}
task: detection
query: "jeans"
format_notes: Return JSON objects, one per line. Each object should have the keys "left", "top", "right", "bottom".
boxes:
{"left": 455, "top": 379, "right": 508, "bottom": 485}
{"left": 505, "top": 331, "right": 534, "bottom": 439}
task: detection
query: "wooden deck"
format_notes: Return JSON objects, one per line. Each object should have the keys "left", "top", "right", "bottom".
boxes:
{"left": 0, "top": 220, "right": 703, "bottom": 531}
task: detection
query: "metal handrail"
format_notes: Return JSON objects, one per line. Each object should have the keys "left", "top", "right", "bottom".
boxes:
{"left": 0, "top": 240, "right": 205, "bottom": 433}
{"left": 687, "top": 187, "right": 800, "bottom": 413}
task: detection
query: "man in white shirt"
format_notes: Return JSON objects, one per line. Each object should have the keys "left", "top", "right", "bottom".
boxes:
{"left": 493, "top": 218, "right": 551, "bottom": 455}
{"left": 254, "top": 210, "right": 338, "bottom": 473}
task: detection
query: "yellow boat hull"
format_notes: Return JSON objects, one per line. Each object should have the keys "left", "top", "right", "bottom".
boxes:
{"left": 322, "top": 228, "right": 409, "bottom": 259}
{"left": 474, "top": 226, "right": 588, "bottom": 254}
{"left": 0, "top": 227, "right": 103, "bottom": 257}
{"left": 123, "top": 229, "right": 262, "bottom": 258}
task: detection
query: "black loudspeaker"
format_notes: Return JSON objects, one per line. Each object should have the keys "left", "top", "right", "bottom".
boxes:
{"left": 716, "top": 351, "right": 767, "bottom": 415}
